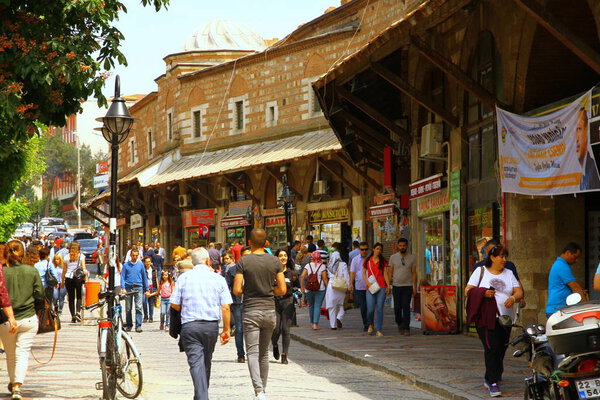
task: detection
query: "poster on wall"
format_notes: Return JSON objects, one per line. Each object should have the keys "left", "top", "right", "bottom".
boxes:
{"left": 497, "top": 89, "right": 600, "bottom": 195}
{"left": 449, "top": 170, "right": 461, "bottom": 287}
{"left": 421, "top": 285, "right": 458, "bottom": 334}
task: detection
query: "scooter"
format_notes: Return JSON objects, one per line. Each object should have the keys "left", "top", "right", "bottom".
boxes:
{"left": 508, "top": 293, "right": 600, "bottom": 400}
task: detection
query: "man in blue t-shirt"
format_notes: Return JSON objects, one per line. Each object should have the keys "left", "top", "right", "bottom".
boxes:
{"left": 546, "top": 242, "right": 586, "bottom": 317}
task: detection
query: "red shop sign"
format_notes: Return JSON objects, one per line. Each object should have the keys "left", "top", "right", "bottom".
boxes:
{"left": 221, "top": 215, "right": 251, "bottom": 228}
{"left": 265, "top": 216, "right": 286, "bottom": 227}
{"left": 367, "top": 204, "right": 395, "bottom": 219}
{"left": 409, "top": 173, "right": 442, "bottom": 200}
{"left": 183, "top": 209, "right": 215, "bottom": 227}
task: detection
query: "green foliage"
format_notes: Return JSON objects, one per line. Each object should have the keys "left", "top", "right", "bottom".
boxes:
{"left": 0, "top": 199, "right": 31, "bottom": 242}
{"left": 0, "top": 0, "right": 169, "bottom": 198}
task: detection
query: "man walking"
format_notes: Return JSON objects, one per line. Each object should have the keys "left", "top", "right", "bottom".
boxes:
{"left": 348, "top": 240, "right": 360, "bottom": 263}
{"left": 208, "top": 243, "right": 221, "bottom": 272}
{"left": 305, "top": 235, "right": 316, "bottom": 253}
{"left": 223, "top": 252, "right": 245, "bottom": 363}
{"left": 389, "top": 238, "right": 416, "bottom": 336}
{"left": 233, "top": 229, "right": 286, "bottom": 400}
{"left": 155, "top": 241, "right": 166, "bottom": 261}
{"left": 316, "top": 239, "right": 329, "bottom": 265}
{"left": 349, "top": 242, "right": 370, "bottom": 331}
{"left": 170, "top": 247, "right": 232, "bottom": 400}
{"left": 546, "top": 242, "right": 587, "bottom": 317}
{"left": 121, "top": 249, "right": 148, "bottom": 332}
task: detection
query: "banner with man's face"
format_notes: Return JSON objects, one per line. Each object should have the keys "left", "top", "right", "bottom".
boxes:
{"left": 496, "top": 89, "right": 600, "bottom": 195}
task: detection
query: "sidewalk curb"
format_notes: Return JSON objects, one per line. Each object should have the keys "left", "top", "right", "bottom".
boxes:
{"left": 290, "top": 331, "right": 476, "bottom": 400}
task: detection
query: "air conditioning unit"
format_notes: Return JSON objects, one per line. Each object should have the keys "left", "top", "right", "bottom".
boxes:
{"left": 313, "top": 180, "right": 329, "bottom": 196}
{"left": 178, "top": 194, "right": 192, "bottom": 208}
{"left": 216, "top": 186, "right": 229, "bottom": 201}
{"left": 420, "top": 123, "right": 443, "bottom": 157}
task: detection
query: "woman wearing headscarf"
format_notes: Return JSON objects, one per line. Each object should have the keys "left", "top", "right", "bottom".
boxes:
{"left": 1, "top": 240, "right": 44, "bottom": 399}
{"left": 324, "top": 243, "right": 350, "bottom": 330}
{"left": 300, "top": 250, "right": 328, "bottom": 330}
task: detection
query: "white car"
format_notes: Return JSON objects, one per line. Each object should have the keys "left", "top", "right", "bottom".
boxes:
{"left": 13, "top": 223, "right": 34, "bottom": 238}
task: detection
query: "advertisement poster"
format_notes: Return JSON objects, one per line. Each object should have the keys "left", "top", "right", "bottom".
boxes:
{"left": 497, "top": 89, "right": 600, "bottom": 195}
{"left": 421, "top": 285, "right": 458, "bottom": 334}
{"left": 449, "top": 170, "right": 461, "bottom": 287}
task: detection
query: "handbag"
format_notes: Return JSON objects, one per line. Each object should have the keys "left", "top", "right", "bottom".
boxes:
{"left": 32, "top": 299, "right": 60, "bottom": 365}
{"left": 45, "top": 260, "right": 58, "bottom": 287}
{"left": 367, "top": 261, "right": 381, "bottom": 295}
{"left": 331, "top": 261, "right": 348, "bottom": 293}
{"left": 73, "top": 256, "right": 85, "bottom": 282}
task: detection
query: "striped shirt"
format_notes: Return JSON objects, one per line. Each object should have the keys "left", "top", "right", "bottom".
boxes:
{"left": 317, "top": 248, "right": 329, "bottom": 265}
{"left": 170, "top": 264, "right": 232, "bottom": 324}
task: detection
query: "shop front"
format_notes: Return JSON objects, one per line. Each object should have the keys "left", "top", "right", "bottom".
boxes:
{"left": 306, "top": 200, "right": 351, "bottom": 246}
{"left": 183, "top": 209, "right": 216, "bottom": 248}
{"left": 130, "top": 213, "right": 144, "bottom": 245}
{"left": 263, "top": 208, "right": 289, "bottom": 252}
{"left": 221, "top": 216, "right": 251, "bottom": 246}
{"left": 367, "top": 203, "right": 400, "bottom": 258}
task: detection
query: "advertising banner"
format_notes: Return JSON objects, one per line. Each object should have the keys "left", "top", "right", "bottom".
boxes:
{"left": 449, "top": 170, "right": 461, "bottom": 287}
{"left": 421, "top": 285, "right": 458, "bottom": 334}
{"left": 93, "top": 174, "right": 109, "bottom": 188}
{"left": 96, "top": 161, "right": 109, "bottom": 175}
{"left": 497, "top": 90, "right": 600, "bottom": 195}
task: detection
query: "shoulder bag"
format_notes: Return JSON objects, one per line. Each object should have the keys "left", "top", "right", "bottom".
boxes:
{"left": 367, "top": 260, "right": 381, "bottom": 295}
{"left": 45, "top": 260, "right": 58, "bottom": 287}
{"left": 32, "top": 298, "right": 60, "bottom": 365}
{"left": 73, "top": 255, "right": 86, "bottom": 282}
{"left": 331, "top": 261, "right": 348, "bottom": 293}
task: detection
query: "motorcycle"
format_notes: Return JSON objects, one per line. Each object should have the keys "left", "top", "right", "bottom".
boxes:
{"left": 507, "top": 293, "right": 600, "bottom": 400}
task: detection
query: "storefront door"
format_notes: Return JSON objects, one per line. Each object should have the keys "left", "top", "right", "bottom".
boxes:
{"left": 422, "top": 214, "right": 450, "bottom": 285}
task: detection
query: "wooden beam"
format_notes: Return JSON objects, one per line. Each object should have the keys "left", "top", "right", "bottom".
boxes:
{"left": 409, "top": 34, "right": 503, "bottom": 111}
{"left": 82, "top": 207, "right": 108, "bottom": 228}
{"left": 338, "top": 109, "right": 396, "bottom": 148}
{"left": 149, "top": 188, "right": 180, "bottom": 211}
{"left": 222, "top": 175, "right": 260, "bottom": 205}
{"left": 513, "top": 0, "right": 600, "bottom": 75}
{"left": 343, "top": 135, "right": 383, "bottom": 157}
{"left": 184, "top": 181, "right": 219, "bottom": 208}
{"left": 371, "top": 62, "right": 459, "bottom": 127}
{"left": 318, "top": 158, "right": 360, "bottom": 195}
{"left": 89, "top": 205, "right": 109, "bottom": 218}
{"left": 334, "top": 85, "right": 411, "bottom": 143}
{"left": 334, "top": 153, "right": 383, "bottom": 192}
{"left": 263, "top": 167, "right": 304, "bottom": 201}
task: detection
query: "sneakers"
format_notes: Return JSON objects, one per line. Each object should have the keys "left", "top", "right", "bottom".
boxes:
{"left": 375, "top": 331, "right": 384, "bottom": 337}
{"left": 484, "top": 381, "right": 501, "bottom": 397}
{"left": 255, "top": 392, "right": 267, "bottom": 400}
{"left": 124, "top": 327, "right": 132, "bottom": 332}
{"left": 273, "top": 345, "right": 280, "bottom": 360}
{"left": 237, "top": 355, "right": 245, "bottom": 363}
{"left": 281, "top": 354, "right": 288, "bottom": 364}
{"left": 135, "top": 328, "right": 143, "bottom": 333}
{"left": 336, "top": 319, "right": 343, "bottom": 329}
{"left": 148, "top": 318, "right": 153, "bottom": 323}
{"left": 403, "top": 330, "right": 410, "bottom": 336}
{"left": 367, "top": 326, "right": 374, "bottom": 335}
{"left": 143, "top": 318, "right": 148, "bottom": 323}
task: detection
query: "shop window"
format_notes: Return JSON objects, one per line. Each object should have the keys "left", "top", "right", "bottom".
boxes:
{"left": 167, "top": 112, "right": 173, "bottom": 140}
{"left": 193, "top": 110, "right": 201, "bottom": 138}
{"left": 130, "top": 138, "right": 135, "bottom": 164}
{"left": 147, "top": 131, "right": 153, "bottom": 157}
{"left": 235, "top": 100, "right": 244, "bottom": 130}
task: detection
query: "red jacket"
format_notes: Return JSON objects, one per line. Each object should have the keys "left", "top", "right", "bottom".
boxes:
{"left": 466, "top": 287, "right": 498, "bottom": 331}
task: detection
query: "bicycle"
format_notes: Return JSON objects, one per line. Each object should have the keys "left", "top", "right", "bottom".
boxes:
{"left": 84, "top": 291, "right": 144, "bottom": 400}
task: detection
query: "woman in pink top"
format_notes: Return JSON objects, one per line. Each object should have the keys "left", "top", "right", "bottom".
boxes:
{"left": 158, "top": 270, "right": 174, "bottom": 330}
{"left": 362, "top": 243, "right": 391, "bottom": 336}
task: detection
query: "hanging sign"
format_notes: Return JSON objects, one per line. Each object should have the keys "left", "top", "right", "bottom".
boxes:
{"left": 96, "top": 161, "right": 109, "bottom": 175}
{"left": 409, "top": 174, "right": 442, "bottom": 200}
{"left": 308, "top": 207, "right": 349, "bottom": 224}
{"left": 93, "top": 174, "right": 109, "bottom": 188}
{"left": 417, "top": 189, "right": 449, "bottom": 217}
{"left": 130, "top": 214, "right": 143, "bottom": 229}
{"left": 367, "top": 204, "right": 395, "bottom": 219}
{"left": 221, "top": 215, "right": 250, "bottom": 228}
{"left": 497, "top": 89, "right": 600, "bottom": 195}
{"left": 182, "top": 209, "right": 215, "bottom": 227}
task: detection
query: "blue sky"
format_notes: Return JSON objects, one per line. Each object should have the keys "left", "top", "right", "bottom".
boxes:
{"left": 103, "top": 0, "right": 340, "bottom": 96}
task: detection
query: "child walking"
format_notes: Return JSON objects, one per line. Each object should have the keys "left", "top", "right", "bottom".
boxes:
{"left": 159, "top": 270, "right": 174, "bottom": 330}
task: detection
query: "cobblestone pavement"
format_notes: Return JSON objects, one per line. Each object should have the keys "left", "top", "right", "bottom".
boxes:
{"left": 0, "top": 307, "right": 442, "bottom": 400}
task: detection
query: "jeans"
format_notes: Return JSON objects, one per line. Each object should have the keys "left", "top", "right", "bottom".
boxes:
{"left": 0, "top": 315, "right": 38, "bottom": 384}
{"left": 392, "top": 286, "right": 413, "bottom": 330}
{"left": 354, "top": 289, "right": 368, "bottom": 329}
{"left": 64, "top": 278, "right": 83, "bottom": 318}
{"left": 160, "top": 297, "right": 171, "bottom": 327}
{"left": 271, "top": 296, "right": 294, "bottom": 354}
{"left": 476, "top": 320, "right": 511, "bottom": 384}
{"left": 305, "top": 290, "right": 325, "bottom": 324}
{"left": 231, "top": 303, "right": 244, "bottom": 357}
{"left": 366, "top": 288, "right": 387, "bottom": 332}
{"left": 143, "top": 293, "right": 154, "bottom": 320}
{"left": 180, "top": 320, "right": 219, "bottom": 400}
{"left": 54, "top": 287, "right": 67, "bottom": 313}
{"left": 243, "top": 309, "right": 276, "bottom": 394}
{"left": 125, "top": 286, "right": 144, "bottom": 329}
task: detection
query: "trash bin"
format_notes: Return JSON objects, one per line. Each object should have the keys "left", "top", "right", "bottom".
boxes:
{"left": 85, "top": 281, "right": 101, "bottom": 306}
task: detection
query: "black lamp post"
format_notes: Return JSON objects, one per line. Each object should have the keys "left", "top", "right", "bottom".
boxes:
{"left": 279, "top": 174, "right": 295, "bottom": 248}
{"left": 33, "top": 213, "right": 40, "bottom": 239}
{"left": 95, "top": 75, "right": 134, "bottom": 319}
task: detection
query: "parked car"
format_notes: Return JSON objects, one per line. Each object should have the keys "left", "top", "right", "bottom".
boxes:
{"left": 39, "top": 226, "right": 57, "bottom": 237}
{"left": 13, "top": 223, "right": 34, "bottom": 238}
{"left": 75, "top": 238, "right": 99, "bottom": 265}
{"left": 73, "top": 232, "right": 94, "bottom": 241}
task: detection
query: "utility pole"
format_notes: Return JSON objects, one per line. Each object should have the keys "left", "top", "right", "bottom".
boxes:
{"left": 76, "top": 131, "right": 82, "bottom": 229}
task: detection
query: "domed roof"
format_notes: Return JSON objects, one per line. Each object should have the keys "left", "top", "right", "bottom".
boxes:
{"left": 183, "top": 20, "right": 266, "bottom": 52}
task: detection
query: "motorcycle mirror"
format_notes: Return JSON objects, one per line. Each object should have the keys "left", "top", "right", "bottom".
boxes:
{"left": 498, "top": 315, "right": 513, "bottom": 327}
{"left": 513, "top": 349, "right": 525, "bottom": 357}
{"left": 566, "top": 292, "right": 582, "bottom": 306}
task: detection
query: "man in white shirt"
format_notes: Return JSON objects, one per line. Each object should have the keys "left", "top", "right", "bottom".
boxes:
{"left": 349, "top": 242, "right": 370, "bottom": 332}
{"left": 388, "top": 238, "right": 416, "bottom": 336}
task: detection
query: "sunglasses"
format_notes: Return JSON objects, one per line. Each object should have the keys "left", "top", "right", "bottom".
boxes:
{"left": 359, "top": 248, "right": 368, "bottom": 251}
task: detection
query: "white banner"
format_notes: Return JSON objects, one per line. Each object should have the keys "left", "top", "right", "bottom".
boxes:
{"left": 93, "top": 174, "right": 109, "bottom": 189}
{"left": 497, "top": 90, "right": 600, "bottom": 195}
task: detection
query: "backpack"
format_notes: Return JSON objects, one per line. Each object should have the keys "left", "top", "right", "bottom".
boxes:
{"left": 306, "top": 263, "right": 321, "bottom": 291}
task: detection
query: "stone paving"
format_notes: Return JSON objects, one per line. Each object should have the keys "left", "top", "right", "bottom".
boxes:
{"left": 290, "top": 305, "right": 532, "bottom": 400}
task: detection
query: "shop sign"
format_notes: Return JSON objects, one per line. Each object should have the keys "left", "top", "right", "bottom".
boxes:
{"left": 262, "top": 208, "right": 284, "bottom": 217}
{"left": 373, "top": 192, "right": 395, "bottom": 204}
{"left": 409, "top": 174, "right": 442, "bottom": 200}
{"left": 93, "top": 174, "right": 109, "bottom": 188}
{"left": 130, "top": 213, "right": 143, "bottom": 229}
{"left": 417, "top": 189, "right": 449, "bottom": 217}
{"left": 182, "top": 209, "right": 215, "bottom": 227}
{"left": 449, "top": 170, "right": 461, "bottom": 286}
{"left": 221, "top": 215, "right": 251, "bottom": 228}
{"left": 265, "top": 216, "right": 286, "bottom": 227}
{"left": 229, "top": 200, "right": 252, "bottom": 216}
{"left": 116, "top": 217, "right": 127, "bottom": 227}
{"left": 367, "top": 204, "right": 395, "bottom": 219}
{"left": 308, "top": 207, "right": 349, "bottom": 224}
{"left": 96, "top": 161, "right": 109, "bottom": 175}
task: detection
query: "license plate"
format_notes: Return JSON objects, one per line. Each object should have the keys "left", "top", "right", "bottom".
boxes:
{"left": 577, "top": 378, "right": 600, "bottom": 399}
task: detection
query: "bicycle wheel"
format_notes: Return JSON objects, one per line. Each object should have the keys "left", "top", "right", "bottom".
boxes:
{"left": 100, "top": 355, "right": 117, "bottom": 400}
{"left": 116, "top": 332, "right": 143, "bottom": 398}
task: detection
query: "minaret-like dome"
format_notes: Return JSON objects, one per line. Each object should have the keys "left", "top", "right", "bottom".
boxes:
{"left": 183, "top": 20, "right": 266, "bottom": 52}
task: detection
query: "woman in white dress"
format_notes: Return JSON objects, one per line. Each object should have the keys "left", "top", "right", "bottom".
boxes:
{"left": 324, "top": 243, "right": 349, "bottom": 330}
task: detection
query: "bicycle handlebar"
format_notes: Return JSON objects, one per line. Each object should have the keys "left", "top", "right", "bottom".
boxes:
{"left": 82, "top": 291, "right": 137, "bottom": 311}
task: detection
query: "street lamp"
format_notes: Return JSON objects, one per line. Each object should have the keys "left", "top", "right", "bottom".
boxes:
{"left": 33, "top": 212, "right": 40, "bottom": 239}
{"left": 279, "top": 174, "right": 295, "bottom": 249}
{"left": 95, "top": 75, "right": 134, "bottom": 319}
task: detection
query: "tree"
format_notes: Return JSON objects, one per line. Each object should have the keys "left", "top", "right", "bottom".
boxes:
{"left": 80, "top": 145, "right": 108, "bottom": 201}
{"left": 0, "top": 199, "right": 30, "bottom": 241}
{"left": 42, "top": 132, "right": 77, "bottom": 215}
{"left": 0, "top": 0, "right": 169, "bottom": 199}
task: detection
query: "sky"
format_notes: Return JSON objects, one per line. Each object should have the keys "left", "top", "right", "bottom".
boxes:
{"left": 103, "top": 0, "right": 340, "bottom": 97}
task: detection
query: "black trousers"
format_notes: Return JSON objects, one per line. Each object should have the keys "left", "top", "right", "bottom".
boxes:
{"left": 392, "top": 286, "right": 413, "bottom": 330}
{"left": 64, "top": 278, "right": 83, "bottom": 318}
{"left": 272, "top": 296, "right": 294, "bottom": 354}
{"left": 180, "top": 320, "right": 219, "bottom": 400}
{"left": 476, "top": 320, "right": 511, "bottom": 384}
{"left": 354, "top": 289, "right": 368, "bottom": 329}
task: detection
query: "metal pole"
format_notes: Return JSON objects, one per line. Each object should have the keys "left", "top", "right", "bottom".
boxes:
{"left": 284, "top": 201, "right": 292, "bottom": 249}
{"left": 77, "top": 138, "right": 82, "bottom": 229}
{"left": 107, "top": 134, "right": 118, "bottom": 319}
